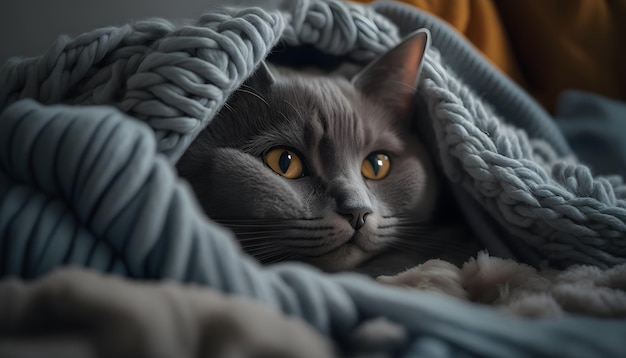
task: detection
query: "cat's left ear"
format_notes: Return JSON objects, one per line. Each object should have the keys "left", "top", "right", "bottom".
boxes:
{"left": 352, "top": 29, "right": 430, "bottom": 115}
{"left": 248, "top": 61, "right": 276, "bottom": 86}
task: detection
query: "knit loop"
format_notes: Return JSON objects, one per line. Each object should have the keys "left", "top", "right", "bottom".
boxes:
{"left": 282, "top": 0, "right": 399, "bottom": 61}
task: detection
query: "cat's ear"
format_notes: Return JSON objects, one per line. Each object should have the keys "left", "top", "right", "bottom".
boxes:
{"left": 352, "top": 29, "right": 430, "bottom": 115}
{"left": 248, "top": 61, "right": 276, "bottom": 86}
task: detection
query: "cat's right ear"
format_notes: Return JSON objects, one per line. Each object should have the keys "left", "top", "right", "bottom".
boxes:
{"left": 352, "top": 29, "right": 430, "bottom": 116}
{"left": 248, "top": 61, "right": 276, "bottom": 86}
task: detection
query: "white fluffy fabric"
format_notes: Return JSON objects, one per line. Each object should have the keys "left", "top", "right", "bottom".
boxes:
{"left": 378, "top": 252, "right": 626, "bottom": 318}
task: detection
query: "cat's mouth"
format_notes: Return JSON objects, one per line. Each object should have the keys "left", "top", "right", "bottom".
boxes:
{"left": 219, "top": 216, "right": 394, "bottom": 271}
{"left": 304, "top": 243, "right": 371, "bottom": 272}
{"left": 347, "top": 231, "right": 385, "bottom": 253}
{"left": 301, "top": 231, "right": 388, "bottom": 272}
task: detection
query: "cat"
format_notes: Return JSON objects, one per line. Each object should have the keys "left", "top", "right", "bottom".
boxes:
{"left": 176, "top": 30, "right": 480, "bottom": 277}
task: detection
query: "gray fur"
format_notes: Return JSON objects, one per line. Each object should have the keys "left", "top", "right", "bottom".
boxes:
{"left": 177, "top": 31, "right": 479, "bottom": 275}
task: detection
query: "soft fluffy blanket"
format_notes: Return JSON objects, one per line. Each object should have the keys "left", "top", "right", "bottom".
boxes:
{"left": 380, "top": 252, "right": 626, "bottom": 318}
{"left": 1, "top": 0, "right": 626, "bottom": 357}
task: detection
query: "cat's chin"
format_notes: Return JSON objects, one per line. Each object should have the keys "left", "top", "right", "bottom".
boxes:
{"left": 303, "top": 243, "right": 375, "bottom": 272}
{"left": 302, "top": 229, "right": 393, "bottom": 272}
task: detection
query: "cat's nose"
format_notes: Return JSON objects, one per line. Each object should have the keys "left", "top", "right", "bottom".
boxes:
{"left": 340, "top": 209, "right": 371, "bottom": 230}
{"left": 330, "top": 180, "right": 372, "bottom": 230}
{"left": 352, "top": 210, "right": 370, "bottom": 230}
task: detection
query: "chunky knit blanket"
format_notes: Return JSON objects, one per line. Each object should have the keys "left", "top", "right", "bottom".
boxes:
{"left": 1, "top": 0, "right": 625, "bottom": 357}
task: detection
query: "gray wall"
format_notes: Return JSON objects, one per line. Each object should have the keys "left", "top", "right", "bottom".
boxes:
{"left": 0, "top": 0, "right": 284, "bottom": 62}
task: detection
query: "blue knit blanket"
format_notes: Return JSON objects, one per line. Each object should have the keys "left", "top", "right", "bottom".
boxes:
{"left": 1, "top": 0, "right": 625, "bottom": 356}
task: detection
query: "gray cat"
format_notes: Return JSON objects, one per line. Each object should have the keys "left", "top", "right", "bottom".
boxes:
{"left": 177, "top": 30, "right": 479, "bottom": 276}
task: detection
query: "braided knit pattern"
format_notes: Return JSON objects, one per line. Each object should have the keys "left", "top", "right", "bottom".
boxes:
{"left": 0, "top": 8, "right": 285, "bottom": 161}
{"left": 420, "top": 49, "right": 626, "bottom": 268}
{"left": 281, "top": 0, "right": 398, "bottom": 59}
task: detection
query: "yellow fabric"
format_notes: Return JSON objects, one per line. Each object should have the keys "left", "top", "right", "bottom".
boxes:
{"left": 355, "top": 0, "right": 626, "bottom": 112}
{"left": 352, "top": 0, "right": 526, "bottom": 85}
{"left": 494, "top": 0, "right": 626, "bottom": 111}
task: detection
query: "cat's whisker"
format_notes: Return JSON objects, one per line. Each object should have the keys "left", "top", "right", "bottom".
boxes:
{"left": 237, "top": 235, "right": 281, "bottom": 242}
{"left": 243, "top": 246, "right": 280, "bottom": 257}
{"left": 391, "top": 220, "right": 432, "bottom": 225}
{"left": 220, "top": 224, "right": 287, "bottom": 230}
{"left": 240, "top": 240, "right": 283, "bottom": 249}
{"left": 245, "top": 245, "right": 285, "bottom": 256}
{"left": 256, "top": 249, "right": 293, "bottom": 263}
{"left": 215, "top": 218, "right": 322, "bottom": 223}
{"left": 283, "top": 100, "right": 308, "bottom": 124}
{"left": 244, "top": 249, "right": 286, "bottom": 259}
{"left": 236, "top": 233, "right": 331, "bottom": 245}
{"left": 278, "top": 110, "right": 291, "bottom": 126}
{"left": 214, "top": 219, "right": 285, "bottom": 224}
{"left": 380, "top": 229, "right": 434, "bottom": 238}
{"left": 379, "top": 216, "right": 433, "bottom": 227}
{"left": 263, "top": 252, "right": 299, "bottom": 265}
{"left": 234, "top": 230, "right": 332, "bottom": 240}
{"left": 239, "top": 237, "right": 281, "bottom": 246}
{"left": 389, "top": 230, "right": 431, "bottom": 239}
{"left": 230, "top": 230, "right": 286, "bottom": 235}
{"left": 222, "top": 102, "right": 235, "bottom": 115}
{"left": 238, "top": 85, "right": 270, "bottom": 107}
{"left": 380, "top": 225, "right": 432, "bottom": 232}
{"left": 283, "top": 239, "right": 328, "bottom": 249}
{"left": 393, "top": 217, "right": 433, "bottom": 226}
{"left": 240, "top": 233, "right": 327, "bottom": 248}
{"left": 383, "top": 213, "right": 416, "bottom": 219}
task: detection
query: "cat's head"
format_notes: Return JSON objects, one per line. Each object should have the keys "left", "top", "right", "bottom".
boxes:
{"left": 177, "top": 30, "right": 438, "bottom": 271}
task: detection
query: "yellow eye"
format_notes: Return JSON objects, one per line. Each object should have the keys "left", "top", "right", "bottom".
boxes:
{"left": 361, "top": 153, "right": 391, "bottom": 180}
{"left": 264, "top": 148, "right": 304, "bottom": 179}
